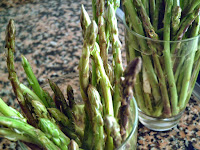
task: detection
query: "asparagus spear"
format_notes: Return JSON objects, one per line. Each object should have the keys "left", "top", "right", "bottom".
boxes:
{"left": 0, "top": 97, "right": 25, "bottom": 121}
{"left": 48, "top": 79, "right": 73, "bottom": 120}
{"left": 67, "top": 85, "right": 75, "bottom": 108}
{"left": 5, "top": 19, "right": 37, "bottom": 127}
{"left": 68, "top": 140, "right": 80, "bottom": 150}
{"left": 153, "top": 0, "right": 163, "bottom": 30}
{"left": 104, "top": 115, "right": 122, "bottom": 148}
{"left": 173, "top": 6, "right": 200, "bottom": 42}
{"left": 0, "top": 116, "right": 59, "bottom": 150}
{"left": 79, "top": 21, "right": 98, "bottom": 101}
{"left": 107, "top": 3, "right": 124, "bottom": 117}
{"left": 80, "top": 5, "right": 91, "bottom": 37}
{"left": 21, "top": 55, "right": 55, "bottom": 108}
{"left": 48, "top": 108, "right": 83, "bottom": 141}
{"left": 178, "top": 15, "right": 200, "bottom": 110}
{"left": 171, "top": 6, "right": 182, "bottom": 36}
{"left": 0, "top": 128, "right": 37, "bottom": 145}
{"left": 149, "top": 0, "right": 155, "bottom": 24}
{"left": 133, "top": 0, "right": 172, "bottom": 116}
{"left": 31, "top": 100, "right": 52, "bottom": 120}
{"left": 80, "top": 5, "right": 98, "bottom": 87}
{"left": 38, "top": 118, "right": 71, "bottom": 150}
{"left": 123, "top": 0, "right": 161, "bottom": 105}
{"left": 86, "top": 84, "right": 104, "bottom": 150}
{"left": 163, "top": 0, "right": 178, "bottom": 115}
{"left": 97, "top": 0, "right": 108, "bottom": 71}
{"left": 91, "top": 43, "right": 114, "bottom": 149}
{"left": 182, "top": 0, "right": 200, "bottom": 17}
{"left": 119, "top": 57, "right": 142, "bottom": 139}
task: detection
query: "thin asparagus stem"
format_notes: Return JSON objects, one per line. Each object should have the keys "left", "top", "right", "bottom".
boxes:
{"left": 178, "top": 15, "right": 200, "bottom": 110}
{"left": 153, "top": 0, "right": 162, "bottom": 30}
{"left": 87, "top": 84, "right": 104, "bottom": 150}
{"left": 0, "top": 97, "right": 25, "bottom": 120}
{"left": 38, "top": 118, "right": 70, "bottom": 150}
{"left": 0, "top": 116, "right": 59, "bottom": 150}
{"left": 0, "top": 128, "right": 38, "bottom": 144}
{"left": 107, "top": 3, "right": 124, "bottom": 118}
{"left": 133, "top": 0, "right": 172, "bottom": 116}
{"left": 79, "top": 21, "right": 98, "bottom": 101}
{"left": 68, "top": 140, "right": 80, "bottom": 150}
{"left": 123, "top": 0, "right": 161, "bottom": 105}
{"left": 149, "top": 0, "right": 155, "bottom": 24}
{"left": 119, "top": 57, "right": 142, "bottom": 139}
{"left": 182, "top": 0, "right": 200, "bottom": 17}
{"left": 5, "top": 19, "right": 37, "bottom": 127}
{"left": 171, "top": 6, "right": 182, "bottom": 36}
{"left": 91, "top": 43, "right": 114, "bottom": 149}
{"left": 163, "top": 0, "right": 179, "bottom": 115}
{"left": 48, "top": 108, "right": 84, "bottom": 141}
{"left": 48, "top": 79, "right": 73, "bottom": 120}
{"left": 21, "top": 55, "right": 55, "bottom": 108}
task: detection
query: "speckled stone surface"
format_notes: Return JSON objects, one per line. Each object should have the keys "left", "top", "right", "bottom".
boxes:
{"left": 0, "top": 0, "right": 199, "bottom": 149}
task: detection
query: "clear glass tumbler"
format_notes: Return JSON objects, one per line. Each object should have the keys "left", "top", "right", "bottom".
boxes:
{"left": 42, "top": 73, "right": 138, "bottom": 150}
{"left": 124, "top": 19, "right": 200, "bottom": 131}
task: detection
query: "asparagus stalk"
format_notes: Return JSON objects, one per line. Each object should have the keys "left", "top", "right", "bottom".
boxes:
{"left": 172, "top": 6, "right": 200, "bottom": 69}
{"left": 20, "top": 83, "right": 43, "bottom": 104}
{"left": 104, "top": 115, "right": 122, "bottom": 148}
{"left": 97, "top": 0, "right": 109, "bottom": 71}
{"left": 0, "top": 116, "right": 59, "bottom": 150}
{"left": 67, "top": 85, "right": 75, "bottom": 108}
{"left": 142, "top": 0, "right": 149, "bottom": 15}
{"left": 91, "top": 43, "right": 114, "bottom": 116}
{"left": 178, "top": 15, "right": 200, "bottom": 110}
{"left": 163, "top": 0, "right": 179, "bottom": 115}
{"left": 80, "top": 5, "right": 98, "bottom": 87}
{"left": 153, "top": 0, "right": 162, "bottom": 30}
{"left": 133, "top": 0, "right": 172, "bottom": 116}
{"left": 171, "top": 6, "right": 182, "bottom": 36}
{"left": 182, "top": 0, "right": 200, "bottom": 17}
{"left": 107, "top": 3, "right": 124, "bottom": 117}
{"left": 0, "top": 97, "right": 25, "bottom": 120}
{"left": 48, "top": 108, "right": 83, "bottom": 141}
{"left": 5, "top": 19, "right": 37, "bottom": 127}
{"left": 173, "top": 6, "right": 200, "bottom": 41}
{"left": 149, "top": 0, "right": 155, "bottom": 24}
{"left": 91, "top": 43, "right": 114, "bottom": 150}
{"left": 123, "top": 0, "right": 161, "bottom": 105}
{"left": 79, "top": 21, "right": 98, "bottom": 101}
{"left": 38, "top": 118, "right": 70, "bottom": 150}
{"left": 0, "top": 128, "right": 37, "bottom": 144}
{"left": 48, "top": 79, "right": 73, "bottom": 120}
{"left": 119, "top": 57, "right": 142, "bottom": 139}
{"left": 31, "top": 100, "right": 52, "bottom": 120}
{"left": 80, "top": 5, "right": 91, "bottom": 37}
{"left": 86, "top": 84, "right": 104, "bottom": 150}
{"left": 68, "top": 140, "right": 80, "bottom": 150}
{"left": 21, "top": 55, "right": 55, "bottom": 108}
{"left": 125, "top": 23, "right": 152, "bottom": 114}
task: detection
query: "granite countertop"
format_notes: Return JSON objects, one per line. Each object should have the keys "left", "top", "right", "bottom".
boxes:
{"left": 0, "top": 0, "right": 199, "bottom": 149}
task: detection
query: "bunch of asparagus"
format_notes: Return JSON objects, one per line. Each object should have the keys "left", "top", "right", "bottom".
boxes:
{"left": 0, "top": 1, "right": 141, "bottom": 149}
{"left": 79, "top": 0, "right": 141, "bottom": 149}
{"left": 123, "top": 0, "right": 200, "bottom": 117}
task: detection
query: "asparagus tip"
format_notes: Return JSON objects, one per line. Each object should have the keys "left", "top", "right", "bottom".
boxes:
{"left": 5, "top": 19, "right": 16, "bottom": 50}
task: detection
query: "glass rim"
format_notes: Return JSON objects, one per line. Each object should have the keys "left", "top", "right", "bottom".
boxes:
{"left": 123, "top": 17, "right": 200, "bottom": 43}
{"left": 116, "top": 96, "right": 138, "bottom": 150}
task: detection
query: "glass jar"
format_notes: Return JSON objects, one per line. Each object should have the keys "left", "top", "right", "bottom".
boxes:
{"left": 42, "top": 73, "right": 138, "bottom": 150}
{"left": 124, "top": 18, "right": 200, "bottom": 131}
